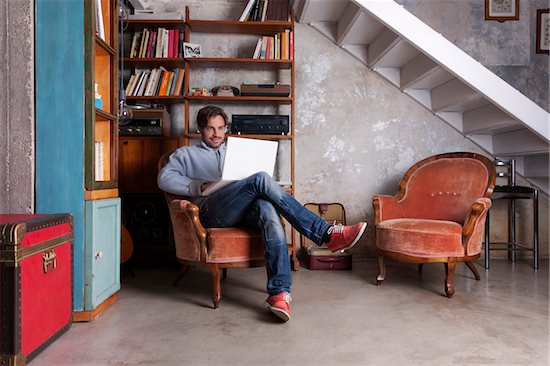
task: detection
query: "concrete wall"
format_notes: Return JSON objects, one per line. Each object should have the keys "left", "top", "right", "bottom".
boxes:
{"left": 0, "top": 0, "right": 34, "bottom": 213}
{"left": 2, "top": 0, "right": 546, "bottom": 260}
{"left": 134, "top": 0, "right": 548, "bottom": 260}
{"left": 397, "top": 0, "right": 549, "bottom": 112}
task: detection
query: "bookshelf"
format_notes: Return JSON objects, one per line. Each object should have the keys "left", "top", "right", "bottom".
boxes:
{"left": 183, "top": 6, "right": 299, "bottom": 269}
{"left": 119, "top": 17, "right": 187, "bottom": 267}
{"left": 36, "top": 0, "right": 121, "bottom": 320}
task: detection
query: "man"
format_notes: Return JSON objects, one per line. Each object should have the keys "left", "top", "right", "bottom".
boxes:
{"left": 158, "top": 106, "right": 367, "bottom": 322}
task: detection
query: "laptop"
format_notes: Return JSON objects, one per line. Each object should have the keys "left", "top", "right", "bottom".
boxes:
{"left": 200, "top": 136, "right": 279, "bottom": 196}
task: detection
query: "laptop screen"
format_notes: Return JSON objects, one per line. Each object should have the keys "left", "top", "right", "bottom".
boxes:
{"left": 222, "top": 137, "right": 278, "bottom": 180}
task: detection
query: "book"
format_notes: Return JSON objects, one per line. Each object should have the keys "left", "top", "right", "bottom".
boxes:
{"left": 167, "top": 29, "right": 174, "bottom": 58}
{"left": 260, "top": 36, "right": 268, "bottom": 59}
{"left": 129, "top": 32, "right": 139, "bottom": 58}
{"left": 162, "top": 29, "right": 169, "bottom": 58}
{"left": 146, "top": 31, "right": 156, "bottom": 58}
{"left": 155, "top": 28, "right": 164, "bottom": 58}
{"left": 94, "top": 141, "right": 104, "bottom": 181}
{"left": 158, "top": 70, "right": 171, "bottom": 95}
{"left": 125, "top": 74, "right": 136, "bottom": 96}
{"left": 289, "top": 30, "right": 293, "bottom": 59}
{"left": 169, "top": 68, "right": 179, "bottom": 95}
{"left": 173, "top": 68, "right": 185, "bottom": 96}
{"left": 239, "top": 0, "right": 256, "bottom": 22}
{"left": 165, "top": 71, "right": 175, "bottom": 96}
{"left": 143, "top": 68, "right": 157, "bottom": 96}
{"left": 95, "top": 0, "right": 105, "bottom": 40}
{"left": 252, "top": 38, "right": 262, "bottom": 59}
{"left": 128, "top": 11, "right": 183, "bottom": 20}
{"left": 138, "top": 28, "right": 149, "bottom": 58}
{"left": 260, "top": 0, "right": 269, "bottom": 22}
{"left": 174, "top": 29, "right": 180, "bottom": 57}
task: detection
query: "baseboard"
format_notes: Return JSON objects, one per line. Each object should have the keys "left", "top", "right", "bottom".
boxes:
{"left": 72, "top": 292, "right": 118, "bottom": 322}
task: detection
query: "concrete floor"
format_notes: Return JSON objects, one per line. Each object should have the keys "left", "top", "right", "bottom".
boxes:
{"left": 32, "top": 259, "right": 548, "bottom": 366}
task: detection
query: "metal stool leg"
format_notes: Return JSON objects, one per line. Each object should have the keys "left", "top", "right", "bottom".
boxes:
{"left": 485, "top": 209, "right": 490, "bottom": 269}
{"left": 534, "top": 189, "right": 539, "bottom": 270}
{"left": 510, "top": 199, "right": 517, "bottom": 262}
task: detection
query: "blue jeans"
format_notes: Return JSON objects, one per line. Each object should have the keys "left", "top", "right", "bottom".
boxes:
{"left": 199, "top": 172, "right": 331, "bottom": 295}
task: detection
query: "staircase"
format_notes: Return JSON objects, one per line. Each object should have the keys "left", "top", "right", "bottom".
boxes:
{"left": 295, "top": 0, "right": 550, "bottom": 193}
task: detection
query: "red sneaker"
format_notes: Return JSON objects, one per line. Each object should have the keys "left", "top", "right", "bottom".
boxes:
{"left": 326, "top": 222, "right": 367, "bottom": 253}
{"left": 264, "top": 292, "right": 291, "bottom": 322}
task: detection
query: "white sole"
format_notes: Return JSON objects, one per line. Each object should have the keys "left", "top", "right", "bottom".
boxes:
{"left": 264, "top": 302, "right": 290, "bottom": 322}
{"left": 336, "top": 222, "right": 368, "bottom": 253}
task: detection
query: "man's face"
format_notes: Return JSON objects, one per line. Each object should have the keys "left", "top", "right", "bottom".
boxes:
{"left": 201, "top": 115, "right": 226, "bottom": 149}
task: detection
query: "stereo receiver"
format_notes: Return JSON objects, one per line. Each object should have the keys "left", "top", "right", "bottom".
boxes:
{"left": 119, "top": 109, "right": 171, "bottom": 136}
{"left": 231, "top": 115, "right": 289, "bottom": 135}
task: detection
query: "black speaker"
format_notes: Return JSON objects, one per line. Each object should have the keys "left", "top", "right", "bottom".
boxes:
{"left": 121, "top": 194, "right": 175, "bottom": 267}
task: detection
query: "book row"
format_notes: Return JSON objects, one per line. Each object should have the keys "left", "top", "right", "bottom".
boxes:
{"left": 252, "top": 30, "right": 293, "bottom": 59}
{"left": 129, "top": 28, "right": 183, "bottom": 59}
{"left": 126, "top": 67, "right": 185, "bottom": 97}
{"left": 239, "top": 0, "right": 290, "bottom": 22}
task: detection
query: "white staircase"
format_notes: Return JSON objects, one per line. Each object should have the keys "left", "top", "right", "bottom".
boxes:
{"left": 296, "top": 0, "right": 550, "bottom": 193}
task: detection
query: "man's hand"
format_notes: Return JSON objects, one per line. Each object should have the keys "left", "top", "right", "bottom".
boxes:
{"left": 200, "top": 182, "right": 213, "bottom": 192}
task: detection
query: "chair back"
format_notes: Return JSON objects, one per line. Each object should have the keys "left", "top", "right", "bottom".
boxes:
{"left": 158, "top": 152, "right": 203, "bottom": 262}
{"left": 396, "top": 152, "right": 495, "bottom": 224}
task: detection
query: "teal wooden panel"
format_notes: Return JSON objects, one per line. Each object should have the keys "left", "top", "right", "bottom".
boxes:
{"left": 35, "top": 0, "right": 86, "bottom": 311}
{"left": 85, "top": 198, "right": 121, "bottom": 310}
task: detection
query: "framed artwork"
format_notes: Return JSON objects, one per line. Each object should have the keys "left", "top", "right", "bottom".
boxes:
{"left": 183, "top": 42, "right": 202, "bottom": 58}
{"left": 485, "top": 0, "right": 520, "bottom": 22}
{"left": 536, "top": 9, "right": 550, "bottom": 54}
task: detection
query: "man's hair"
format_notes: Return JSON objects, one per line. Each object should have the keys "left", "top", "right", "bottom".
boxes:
{"left": 197, "top": 106, "right": 228, "bottom": 129}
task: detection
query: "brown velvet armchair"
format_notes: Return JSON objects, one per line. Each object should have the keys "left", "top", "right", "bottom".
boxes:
{"left": 373, "top": 152, "right": 496, "bottom": 298}
{"left": 159, "top": 153, "right": 265, "bottom": 309}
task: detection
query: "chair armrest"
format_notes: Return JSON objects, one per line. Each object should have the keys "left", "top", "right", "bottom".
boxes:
{"left": 372, "top": 195, "right": 405, "bottom": 225}
{"left": 168, "top": 199, "right": 208, "bottom": 261}
{"left": 462, "top": 198, "right": 492, "bottom": 256}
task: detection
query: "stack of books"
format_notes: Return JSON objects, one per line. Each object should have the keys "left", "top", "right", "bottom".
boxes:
{"left": 129, "top": 28, "right": 183, "bottom": 58}
{"left": 125, "top": 67, "right": 185, "bottom": 97}
{"left": 252, "top": 30, "right": 293, "bottom": 59}
{"left": 239, "top": 0, "right": 290, "bottom": 22}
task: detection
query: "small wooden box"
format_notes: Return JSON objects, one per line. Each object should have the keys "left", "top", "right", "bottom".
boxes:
{"left": 300, "top": 203, "right": 352, "bottom": 270}
{"left": 0, "top": 214, "right": 73, "bottom": 365}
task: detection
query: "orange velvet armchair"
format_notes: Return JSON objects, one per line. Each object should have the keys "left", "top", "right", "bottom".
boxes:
{"left": 373, "top": 152, "right": 496, "bottom": 297}
{"left": 159, "top": 153, "right": 265, "bottom": 309}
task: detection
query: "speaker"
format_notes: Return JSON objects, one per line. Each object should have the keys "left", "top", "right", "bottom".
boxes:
{"left": 121, "top": 194, "right": 174, "bottom": 266}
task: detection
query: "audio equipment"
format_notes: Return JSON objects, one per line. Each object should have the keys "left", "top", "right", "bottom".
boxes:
{"left": 240, "top": 83, "right": 290, "bottom": 97}
{"left": 231, "top": 114, "right": 290, "bottom": 135}
{"left": 119, "top": 109, "right": 171, "bottom": 136}
{"left": 121, "top": 194, "right": 174, "bottom": 267}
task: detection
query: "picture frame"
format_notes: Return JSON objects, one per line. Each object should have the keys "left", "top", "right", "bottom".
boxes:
{"left": 485, "top": 0, "right": 520, "bottom": 22}
{"left": 183, "top": 42, "right": 202, "bottom": 58}
{"left": 536, "top": 9, "right": 550, "bottom": 54}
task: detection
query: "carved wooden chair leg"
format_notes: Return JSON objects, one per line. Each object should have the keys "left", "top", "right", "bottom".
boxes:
{"left": 376, "top": 255, "right": 386, "bottom": 285}
{"left": 418, "top": 263, "right": 424, "bottom": 274}
{"left": 210, "top": 265, "right": 222, "bottom": 309}
{"left": 444, "top": 258, "right": 456, "bottom": 298}
{"left": 173, "top": 264, "right": 190, "bottom": 287}
{"left": 222, "top": 268, "right": 228, "bottom": 281}
{"left": 465, "top": 261, "right": 480, "bottom": 280}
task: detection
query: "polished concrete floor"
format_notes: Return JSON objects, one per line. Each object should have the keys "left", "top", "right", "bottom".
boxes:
{"left": 33, "top": 258, "right": 548, "bottom": 366}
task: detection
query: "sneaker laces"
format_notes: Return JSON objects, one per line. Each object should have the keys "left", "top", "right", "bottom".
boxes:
{"left": 283, "top": 293, "right": 292, "bottom": 303}
{"left": 327, "top": 222, "right": 344, "bottom": 235}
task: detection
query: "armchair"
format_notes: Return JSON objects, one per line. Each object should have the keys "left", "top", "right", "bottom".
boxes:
{"left": 373, "top": 152, "right": 496, "bottom": 297}
{"left": 158, "top": 153, "right": 265, "bottom": 309}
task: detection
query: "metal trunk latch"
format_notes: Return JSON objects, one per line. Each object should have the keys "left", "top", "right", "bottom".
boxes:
{"left": 42, "top": 250, "right": 57, "bottom": 273}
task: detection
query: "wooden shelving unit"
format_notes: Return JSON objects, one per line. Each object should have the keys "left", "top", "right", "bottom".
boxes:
{"left": 183, "top": 6, "right": 299, "bottom": 269}
{"left": 36, "top": 0, "right": 122, "bottom": 319}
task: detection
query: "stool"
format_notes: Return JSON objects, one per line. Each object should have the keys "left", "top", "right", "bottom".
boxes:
{"left": 484, "top": 158, "right": 538, "bottom": 269}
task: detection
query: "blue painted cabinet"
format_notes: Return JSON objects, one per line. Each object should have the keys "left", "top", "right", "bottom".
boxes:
{"left": 85, "top": 199, "right": 121, "bottom": 309}
{"left": 35, "top": 0, "right": 120, "bottom": 315}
